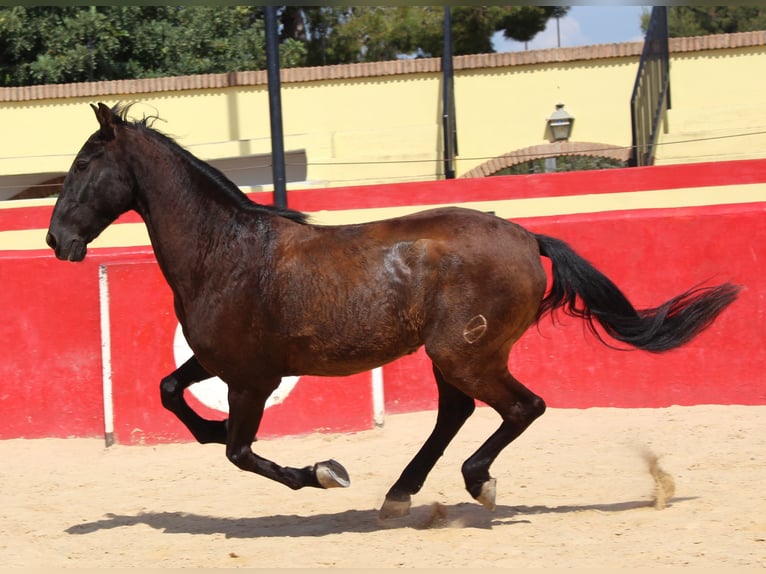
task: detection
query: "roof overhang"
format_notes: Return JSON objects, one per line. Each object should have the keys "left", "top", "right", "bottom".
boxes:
{"left": 0, "top": 150, "right": 308, "bottom": 201}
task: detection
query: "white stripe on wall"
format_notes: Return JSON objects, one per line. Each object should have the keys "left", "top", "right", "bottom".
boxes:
{"left": 372, "top": 366, "right": 385, "bottom": 428}
{"left": 98, "top": 265, "right": 115, "bottom": 447}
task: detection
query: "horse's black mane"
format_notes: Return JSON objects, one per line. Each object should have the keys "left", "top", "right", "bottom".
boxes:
{"left": 110, "top": 103, "right": 309, "bottom": 225}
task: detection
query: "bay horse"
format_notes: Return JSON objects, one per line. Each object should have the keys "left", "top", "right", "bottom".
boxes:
{"left": 47, "top": 103, "right": 739, "bottom": 519}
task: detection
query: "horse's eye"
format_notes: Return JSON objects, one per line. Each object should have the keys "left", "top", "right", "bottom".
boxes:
{"left": 75, "top": 159, "right": 88, "bottom": 172}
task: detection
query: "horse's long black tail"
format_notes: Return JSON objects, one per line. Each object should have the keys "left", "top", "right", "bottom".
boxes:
{"left": 534, "top": 233, "right": 741, "bottom": 353}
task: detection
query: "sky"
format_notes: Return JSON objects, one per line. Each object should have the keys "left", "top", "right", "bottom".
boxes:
{"left": 493, "top": 6, "right": 650, "bottom": 52}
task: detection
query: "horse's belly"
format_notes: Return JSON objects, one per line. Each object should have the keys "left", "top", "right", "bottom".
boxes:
{"left": 285, "top": 332, "right": 422, "bottom": 377}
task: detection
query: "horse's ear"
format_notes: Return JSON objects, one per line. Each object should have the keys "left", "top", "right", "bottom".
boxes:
{"left": 91, "top": 102, "right": 116, "bottom": 141}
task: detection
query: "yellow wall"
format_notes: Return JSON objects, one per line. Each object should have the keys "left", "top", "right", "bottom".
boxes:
{"left": 655, "top": 46, "right": 766, "bottom": 164}
{"left": 1, "top": 38, "right": 764, "bottom": 193}
{"left": 454, "top": 57, "right": 638, "bottom": 176}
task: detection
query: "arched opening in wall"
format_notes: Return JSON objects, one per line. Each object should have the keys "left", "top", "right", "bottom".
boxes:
{"left": 460, "top": 142, "right": 631, "bottom": 178}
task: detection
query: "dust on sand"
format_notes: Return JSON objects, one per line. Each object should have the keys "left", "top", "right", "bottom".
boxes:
{"left": 643, "top": 450, "right": 676, "bottom": 510}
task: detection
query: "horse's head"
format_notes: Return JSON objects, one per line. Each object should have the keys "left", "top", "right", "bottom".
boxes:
{"left": 46, "top": 103, "right": 136, "bottom": 262}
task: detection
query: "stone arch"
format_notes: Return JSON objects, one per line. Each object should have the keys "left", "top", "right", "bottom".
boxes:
{"left": 460, "top": 141, "right": 631, "bottom": 178}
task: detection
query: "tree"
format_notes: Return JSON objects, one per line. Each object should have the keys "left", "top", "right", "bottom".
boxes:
{"left": 0, "top": 6, "right": 306, "bottom": 86}
{"left": 0, "top": 6, "right": 567, "bottom": 87}
{"left": 287, "top": 6, "right": 569, "bottom": 65}
{"left": 642, "top": 6, "right": 766, "bottom": 37}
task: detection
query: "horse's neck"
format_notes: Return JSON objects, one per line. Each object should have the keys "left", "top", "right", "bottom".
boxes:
{"left": 132, "top": 147, "right": 259, "bottom": 297}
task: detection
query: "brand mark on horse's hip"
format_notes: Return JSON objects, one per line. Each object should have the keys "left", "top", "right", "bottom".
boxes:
{"left": 463, "top": 314, "right": 488, "bottom": 343}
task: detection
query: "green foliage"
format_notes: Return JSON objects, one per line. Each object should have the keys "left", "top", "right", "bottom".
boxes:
{"left": 495, "top": 155, "right": 626, "bottom": 176}
{"left": 642, "top": 6, "right": 766, "bottom": 38}
{"left": 296, "top": 6, "right": 568, "bottom": 64}
{"left": 0, "top": 6, "right": 566, "bottom": 87}
{"left": 0, "top": 6, "right": 300, "bottom": 86}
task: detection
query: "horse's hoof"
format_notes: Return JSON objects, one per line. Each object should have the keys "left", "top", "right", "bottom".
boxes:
{"left": 475, "top": 477, "right": 497, "bottom": 511}
{"left": 379, "top": 496, "right": 411, "bottom": 520}
{"left": 315, "top": 459, "right": 350, "bottom": 488}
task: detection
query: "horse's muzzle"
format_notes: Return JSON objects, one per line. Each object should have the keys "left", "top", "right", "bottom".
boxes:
{"left": 46, "top": 231, "right": 87, "bottom": 262}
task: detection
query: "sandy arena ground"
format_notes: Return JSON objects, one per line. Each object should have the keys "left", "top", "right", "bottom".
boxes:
{"left": 1, "top": 405, "right": 764, "bottom": 568}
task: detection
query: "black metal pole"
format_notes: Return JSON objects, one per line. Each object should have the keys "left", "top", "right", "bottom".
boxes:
{"left": 264, "top": 6, "right": 287, "bottom": 208}
{"left": 442, "top": 6, "right": 456, "bottom": 179}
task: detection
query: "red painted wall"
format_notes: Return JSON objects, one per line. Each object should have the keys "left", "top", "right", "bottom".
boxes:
{"left": 0, "top": 255, "right": 103, "bottom": 438}
{"left": 521, "top": 204, "right": 764, "bottom": 406}
{"left": 1, "top": 158, "right": 764, "bottom": 442}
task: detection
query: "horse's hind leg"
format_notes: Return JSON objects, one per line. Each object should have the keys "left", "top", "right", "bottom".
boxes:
{"left": 461, "top": 370, "right": 546, "bottom": 511}
{"left": 380, "top": 364, "right": 476, "bottom": 519}
{"left": 159, "top": 355, "right": 227, "bottom": 444}
{"left": 224, "top": 382, "right": 351, "bottom": 490}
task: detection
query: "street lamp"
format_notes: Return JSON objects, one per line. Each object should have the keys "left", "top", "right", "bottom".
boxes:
{"left": 547, "top": 103, "right": 574, "bottom": 142}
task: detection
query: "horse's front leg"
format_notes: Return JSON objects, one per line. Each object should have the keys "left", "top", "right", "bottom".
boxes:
{"left": 160, "top": 355, "right": 227, "bottom": 444}
{"left": 225, "top": 383, "right": 350, "bottom": 490}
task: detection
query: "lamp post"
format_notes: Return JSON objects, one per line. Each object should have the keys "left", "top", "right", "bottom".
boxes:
{"left": 547, "top": 103, "right": 574, "bottom": 142}
{"left": 544, "top": 103, "right": 574, "bottom": 173}
{"left": 264, "top": 6, "right": 287, "bottom": 208}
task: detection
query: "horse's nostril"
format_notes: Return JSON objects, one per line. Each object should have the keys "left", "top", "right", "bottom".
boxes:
{"left": 46, "top": 231, "right": 57, "bottom": 249}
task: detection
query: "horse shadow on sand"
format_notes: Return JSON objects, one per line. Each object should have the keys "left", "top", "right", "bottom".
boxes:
{"left": 65, "top": 497, "right": 695, "bottom": 539}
